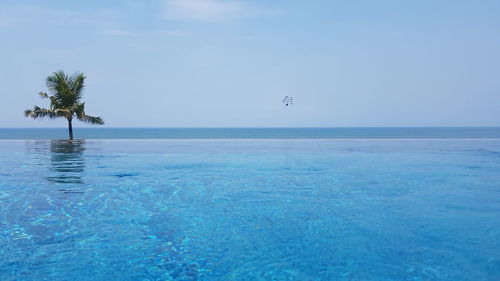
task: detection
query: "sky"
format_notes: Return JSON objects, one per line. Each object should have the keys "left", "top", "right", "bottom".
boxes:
{"left": 1, "top": 0, "right": 499, "bottom": 128}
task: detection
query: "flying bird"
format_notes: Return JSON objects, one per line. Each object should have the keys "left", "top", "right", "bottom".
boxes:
{"left": 282, "top": 96, "right": 294, "bottom": 106}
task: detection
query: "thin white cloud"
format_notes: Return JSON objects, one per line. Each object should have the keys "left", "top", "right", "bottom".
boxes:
{"left": 0, "top": 4, "right": 120, "bottom": 28}
{"left": 164, "top": 0, "right": 248, "bottom": 22}
{"left": 101, "top": 28, "right": 189, "bottom": 37}
{"left": 0, "top": 4, "right": 190, "bottom": 38}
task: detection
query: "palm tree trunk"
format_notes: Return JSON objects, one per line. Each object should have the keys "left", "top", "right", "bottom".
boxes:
{"left": 68, "top": 118, "right": 73, "bottom": 140}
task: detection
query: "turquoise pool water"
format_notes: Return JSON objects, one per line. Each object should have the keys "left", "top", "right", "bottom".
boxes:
{"left": 1, "top": 139, "right": 499, "bottom": 280}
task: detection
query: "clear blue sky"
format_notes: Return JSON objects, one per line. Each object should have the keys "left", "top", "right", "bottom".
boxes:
{"left": 1, "top": 0, "right": 499, "bottom": 127}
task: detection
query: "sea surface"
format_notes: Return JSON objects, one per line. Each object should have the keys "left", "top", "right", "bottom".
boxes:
{"left": 0, "top": 137, "right": 500, "bottom": 280}
{"left": 1, "top": 127, "right": 500, "bottom": 139}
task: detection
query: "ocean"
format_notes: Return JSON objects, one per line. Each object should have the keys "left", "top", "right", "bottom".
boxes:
{"left": 0, "top": 127, "right": 500, "bottom": 139}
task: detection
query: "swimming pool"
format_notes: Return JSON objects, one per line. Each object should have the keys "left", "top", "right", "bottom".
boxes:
{"left": 1, "top": 139, "right": 499, "bottom": 280}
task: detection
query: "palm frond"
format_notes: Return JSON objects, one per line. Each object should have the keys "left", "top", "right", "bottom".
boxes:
{"left": 39, "top": 92, "right": 49, "bottom": 99}
{"left": 69, "top": 72, "right": 85, "bottom": 100}
{"left": 54, "top": 108, "right": 73, "bottom": 119}
{"left": 78, "top": 115, "right": 104, "bottom": 125}
{"left": 47, "top": 71, "right": 78, "bottom": 107}
{"left": 49, "top": 96, "right": 60, "bottom": 110}
{"left": 73, "top": 102, "right": 86, "bottom": 118}
{"left": 25, "top": 106, "right": 57, "bottom": 119}
{"left": 46, "top": 71, "right": 67, "bottom": 96}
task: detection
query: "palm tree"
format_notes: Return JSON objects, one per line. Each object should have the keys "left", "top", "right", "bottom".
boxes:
{"left": 25, "top": 71, "right": 104, "bottom": 140}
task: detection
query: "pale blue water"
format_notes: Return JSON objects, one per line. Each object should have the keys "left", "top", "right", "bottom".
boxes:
{"left": 1, "top": 127, "right": 500, "bottom": 139}
{"left": 1, "top": 139, "right": 500, "bottom": 280}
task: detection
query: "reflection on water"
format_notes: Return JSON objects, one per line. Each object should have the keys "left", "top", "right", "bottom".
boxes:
{"left": 47, "top": 140, "right": 86, "bottom": 185}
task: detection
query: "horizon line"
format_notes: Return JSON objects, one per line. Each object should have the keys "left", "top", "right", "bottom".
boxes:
{"left": 1, "top": 126, "right": 500, "bottom": 129}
